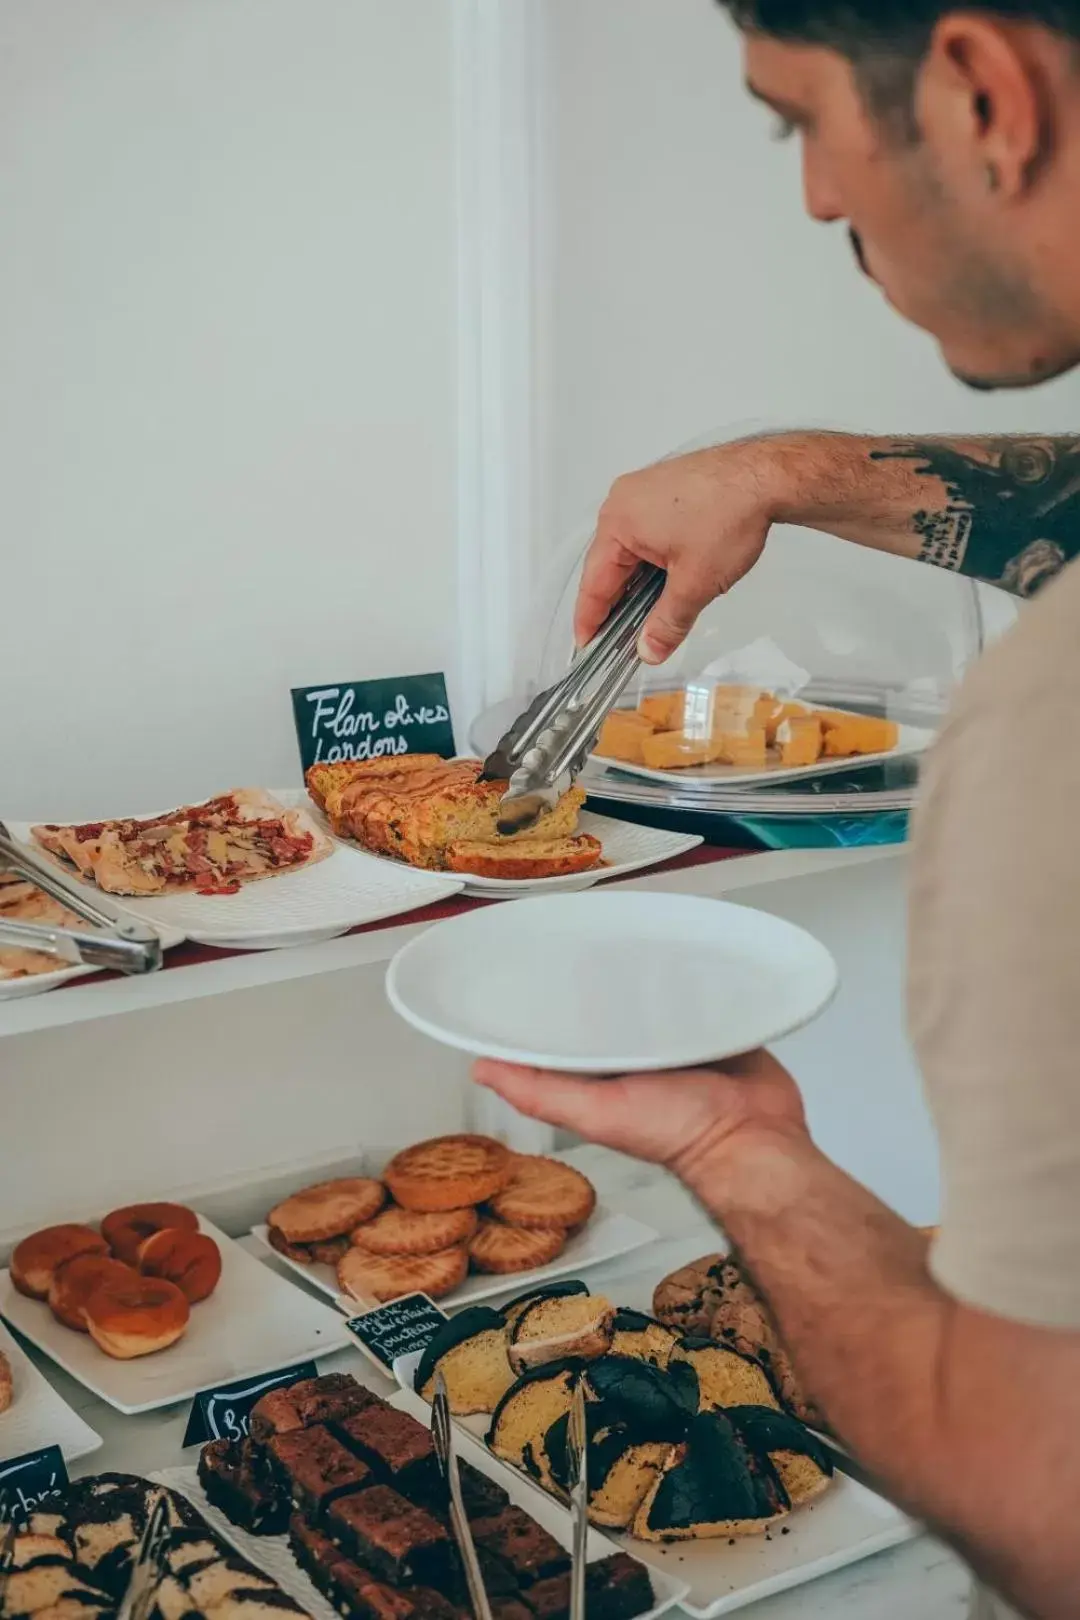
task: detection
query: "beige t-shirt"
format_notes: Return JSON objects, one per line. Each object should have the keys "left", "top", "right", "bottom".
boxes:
{"left": 908, "top": 557, "right": 1080, "bottom": 1620}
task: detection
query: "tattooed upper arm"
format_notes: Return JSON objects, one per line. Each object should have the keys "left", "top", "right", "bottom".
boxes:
{"left": 870, "top": 437, "right": 1080, "bottom": 597}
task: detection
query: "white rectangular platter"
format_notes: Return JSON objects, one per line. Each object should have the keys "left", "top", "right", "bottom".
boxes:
{"left": 251, "top": 1207, "right": 660, "bottom": 1314}
{"left": 394, "top": 1350, "right": 919, "bottom": 1619}
{"left": 0, "top": 1317, "right": 102, "bottom": 1463}
{"left": 6, "top": 817, "right": 463, "bottom": 951}
{"left": 0, "top": 1215, "right": 351, "bottom": 1415}
{"left": 151, "top": 1396, "right": 689, "bottom": 1620}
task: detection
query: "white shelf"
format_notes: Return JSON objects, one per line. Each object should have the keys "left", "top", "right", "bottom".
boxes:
{"left": 0, "top": 848, "right": 897, "bottom": 1042}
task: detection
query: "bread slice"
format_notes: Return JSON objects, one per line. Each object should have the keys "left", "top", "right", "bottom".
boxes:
{"left": 508, "top": 1294, "right": 614, "bottom": 1373}
{"left": 670, "top": 1338, "right": 780, "bottom": 1412}
{"left": 487, "top": 1363, "right": 581, "bottom": 1469}
{"left": 444, "top": 835, "right": 602, "bottom": 881}
{"left": 414, "top": 1307, "right": 515, "bottom": 1416}
{"left": 631, "top": 1412, "right": 790, "bottom": 1542}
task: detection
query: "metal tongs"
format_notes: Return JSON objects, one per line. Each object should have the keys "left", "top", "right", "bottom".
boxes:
{"left": 482, "top": 564, "right": 665, "bottom": 833}
{"left": 116, "top": 1492, "right": 171, "bottom": 1620}
{"left": 431, "top": 1372, "right": 493, "bottom": 1620}
{"left": 566, "top": 1381, "right": 589, "bottom": 1620}
{"left": 0, "top": 820, "right": 162, "bottom": 976}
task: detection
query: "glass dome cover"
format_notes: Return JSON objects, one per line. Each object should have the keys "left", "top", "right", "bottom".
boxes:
{"left": 515, "top": 428, "right": 992, "bottom": 800}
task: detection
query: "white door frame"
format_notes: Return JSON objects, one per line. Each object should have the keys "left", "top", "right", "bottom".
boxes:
{"left": 453, "top": 0, "right": 548, "bottom": 741}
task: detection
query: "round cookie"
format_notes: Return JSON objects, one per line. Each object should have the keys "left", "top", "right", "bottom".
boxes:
{"left": 651, "top": 1254, "right": 731, "bottom": 1336}
{"left": 336, "top": 1244, "right": 468, "bottom": 1304}
{"left": 268, "top": 1178, "right": 386, "bottom": 1244}
{"left": 266, "top": 1227, "right": 351, "bottom": 1267}
{"left": 384, "top": 1136, "right": 513, "bottom": 1212}
{"left": 468, "top": 1219, "right": 566, "bottom": 1275}
{"left": 488, "top": 1157, "right": 596, "bottom": 1232}
{"left": 351, "top": 1204, "right": 478, "bottom": 1257}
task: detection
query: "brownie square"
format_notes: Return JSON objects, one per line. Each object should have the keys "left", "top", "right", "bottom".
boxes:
{"left": 294, "top": 1376, "right": 384, "bottom": 1430}
{"left": 198, "top": 1438, "right": 289, "bottom": 1536}
{"left": 268, "top": 1425, "right": 373, "bottom": 1521}
{"left": 288, "top": 1514, "right": 339, "bottom": 1583}
{"left": 492, "top": 1604, "right": 534, "bottom": 1620}
{"left": 587, "top": 1554, "right": 654, "bottom": 1620}
{"left": 468, "top": 1508, "right": 569, "bottom": 1590}
{"left": 326, "top": 1486, "right": 454, "bottom": 1590}
{"left": 331, "top": 1563, "right": 463, "bottom": 1620}
{"left": 520, "top": 1576, "right": 570, "bottom": 1620}
{"left": 250, "top": 1388, "right": 305, "bottom": 1444}
{"left": 332, "top": 1407, "right": 439, "bottom": 1506}
{"left": 459, "top": 1463, "right": 510, "bottom": 1522}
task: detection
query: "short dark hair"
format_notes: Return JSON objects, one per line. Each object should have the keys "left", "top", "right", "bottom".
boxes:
{"left": 720, "top": 2, "right": 1080, "bottom": 129}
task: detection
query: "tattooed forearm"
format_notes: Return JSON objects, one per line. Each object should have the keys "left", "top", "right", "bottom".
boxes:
{"left": 870, "top": 437, "right": 1080, "bottom": 597}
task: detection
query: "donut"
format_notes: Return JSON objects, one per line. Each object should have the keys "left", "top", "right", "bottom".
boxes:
{"left": 10, "top": 1225, "right": 109, "bottom": 1300}
{"left": 100, "top": 1202, "right": 199, "bottom": 1265}
{"left": 48, "top": 1254, "right": 135, "bottom": 1332}
{"left": 137, "top": 1229, "right": 222, "bottom": 1303}
{"left": 83, "top": 1274, "right": 190, "bottom": 1359}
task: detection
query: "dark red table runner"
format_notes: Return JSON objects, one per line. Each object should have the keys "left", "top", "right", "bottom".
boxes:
{"left": 59, "top": 843, "right": 748, "bottom": 991}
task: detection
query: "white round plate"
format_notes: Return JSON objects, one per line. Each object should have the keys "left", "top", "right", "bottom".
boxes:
{"left": 386, "top": 890, "right": 839, "bottom": 1073}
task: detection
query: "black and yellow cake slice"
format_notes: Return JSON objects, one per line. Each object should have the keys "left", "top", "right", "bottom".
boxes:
{"left": 487, "top": 1361, "right": 583, "bottom": 1469}
{"left": 725, "top": 1405, "right": 834, "bottom": 1506}
{"left": 500, "top": 1280, "right": 590, "bottom": 1331}
{"left": 507, "top": 1293, "right": 614, "bottom": 1373}
{"left": 414, "top": 1306, "right": 515, "bottom": 1415}
{"left": 607, "top": 1310, "right": 678, "bottom": 1369}
{"left": 632, "top": 1411, "right": 791, "bottom": 1542}
{"left": 583, "top": 1355, "right": 698, "bottom": 1442}
{"left": 543, "top": 1413, "right": 673, "bottom": 1531}
{"left": 670, "top": 1337, "right": 780, "bottom": 1413}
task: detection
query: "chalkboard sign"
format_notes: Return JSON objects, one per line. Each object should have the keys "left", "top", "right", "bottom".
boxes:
{"left": 346, "top": 1295, "right": 448, "bottom": 1372}
{"left": 291, "top": 675, "right": 455, "bottom": 776}
{"left": 182, "top": 1360, "right": 319, "bottom": 1448}
{"left": 0, "top": 1445, "right": 69, "bottom": 1527}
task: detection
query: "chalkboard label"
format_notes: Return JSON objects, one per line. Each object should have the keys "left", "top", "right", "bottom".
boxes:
{"left": 0, "top": 1445, "right": 69, "bottom": 1527}
{"left": 346, "top": 1294, "right": 448, "bottom": 1372}
{"left": 291, "top": 675, "right": 455, "bottom": 775}
{"left": 182, "top": 1360, "right": 319, "bottom": 1448}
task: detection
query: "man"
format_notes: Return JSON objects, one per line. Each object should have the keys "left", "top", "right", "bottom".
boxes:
{"left": 474, "top": 6, "right": 1080, "bottom": 1619}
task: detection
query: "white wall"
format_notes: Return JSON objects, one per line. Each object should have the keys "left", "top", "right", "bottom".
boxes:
{"left": 537, "top": 0, "right": 1079, "bottom": 625}
{"left": 0, "top": 0, "right": 460, "bottom": 820}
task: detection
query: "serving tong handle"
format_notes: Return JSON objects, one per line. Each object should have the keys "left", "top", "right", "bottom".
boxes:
{"left": 0, "top": 822, "right": 162, "bottom": 975}
{"left": 483, "top": 565, "right": 665, "bottom": 832}
{"left": 431, "top": 1373, "right": 493, "bottom": 1620}
{"left": 566, "top": 1381, "right": 589, "bottom": 1620}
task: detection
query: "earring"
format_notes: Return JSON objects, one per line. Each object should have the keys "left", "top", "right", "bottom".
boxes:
{"left": 986, "top": 162, "right": 1001, "bottom": 192}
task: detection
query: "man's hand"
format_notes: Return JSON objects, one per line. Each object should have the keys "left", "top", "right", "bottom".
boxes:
{"left": 575, "top": 442, "right": 782, "bottom": 664}
{"left": 473, "top": 1049, "right": 810, "bottom": 1209}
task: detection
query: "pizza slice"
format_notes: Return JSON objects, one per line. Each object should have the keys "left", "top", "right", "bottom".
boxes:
{"left": 31, "top": 790, "right": 332, "bottom": 896}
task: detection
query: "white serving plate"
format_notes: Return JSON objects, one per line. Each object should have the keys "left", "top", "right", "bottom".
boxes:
{"left": 594, "top": 719, "right": 933, "bottom": 792}
{"left": 292, "top": 790, "right": 702, "bottom": 901}
{"left": 6, "top": 813, "right": 463, "bottom": 951}
{"left": 0, "top": 1216, "right": 350, "bottom": 1415}
{"left": 155, "top": 1408, "right": 690, "bottom": 1620}
{"left": 395, "top": 1351, "right": 918, "bottom": 1619}
{"left": 386, "top": 890, "right": 839, "bottom": 1073}
{"left": 250, "top": 1206, "right": 659, "bottom": 1312}
{"left": 0, "top": 1318, "right": 102, "bottom": 1463}
{"left": 454, "top": 814, "right": 701, "bottom": 898}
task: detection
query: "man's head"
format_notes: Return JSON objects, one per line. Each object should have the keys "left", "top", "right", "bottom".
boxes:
{"left": 719, "top": 2, "right": 1080, "bottom": 389}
